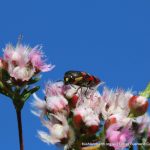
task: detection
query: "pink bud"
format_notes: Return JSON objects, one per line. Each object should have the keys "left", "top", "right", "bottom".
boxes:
{"left": 128, "top": 95, "right": 148, "bottom": 117}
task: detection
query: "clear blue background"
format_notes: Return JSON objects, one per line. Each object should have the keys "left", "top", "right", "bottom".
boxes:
{"left": 0, "top": 0, "right": 150, "bottom": 150}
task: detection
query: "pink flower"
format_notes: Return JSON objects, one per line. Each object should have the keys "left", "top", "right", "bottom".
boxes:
{"left": 105, "top": 114, "right": 132, "bottom": 129}
{"left": 3, "top": 44, "right": 54, "bottom": 81}
{"left": 45, "top": 81, "right": 66, "bottom": 97}
{"left": 33, "top": 94, "right": 68, "bottom": 114}
{"left": 29, "top": 46, "right": 55, "bottom": 72}
{"left": 70, "top": 88, "right": 101, "bottom": 129}
{"left": 64, "top": 85, "right": 79, "bottom": 99}
{"left": 101, "top": 88, "right": 133, "bottom": 120}
{"left": 33, "top": 95, "right": 46, "bottom": 109}
{"left": 106, "top": 124, "right": 133, "bottom": 150}
{"left": 73, "top": 106, "right": 100, "bottom": 127}
{"left": 9, "top": 66, "right": 35, "bottom": 81}
{"left": 46, "top": 95, "right": 68, "bottom": 112}
{"left": 136, "top": 113, "right": 150, "bottom": 134}
{"left": 39, "top": 114, "right": 69, "bottom": 143}
{"left": 4, "top": 44, "right": 30, "bottom": 66}
{"left": 43, "top": 82, "right": 69, "bottom": 113}
{"left": 33, "top": 82, "right": 69, "bottom": 114}
{"left": 38, "top": 113, "right": 75, "bottom": 148}
{"left": 3, "top": 44, "right": 15, "bottom": 61}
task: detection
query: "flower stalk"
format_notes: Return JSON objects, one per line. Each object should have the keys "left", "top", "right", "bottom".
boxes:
{"left": 16, "top": 110, "right": 24, "bottom": 150}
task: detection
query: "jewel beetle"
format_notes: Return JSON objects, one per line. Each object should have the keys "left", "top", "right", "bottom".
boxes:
{"left": 64, "top": 70, "right": 101, "bottom": 88}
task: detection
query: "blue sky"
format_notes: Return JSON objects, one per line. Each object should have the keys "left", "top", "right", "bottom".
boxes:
{"left": 0, "top": 0, "right": 150, "bottom": 150}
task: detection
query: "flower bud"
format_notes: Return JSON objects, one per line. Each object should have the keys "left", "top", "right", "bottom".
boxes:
{"left": 128, "top": 95, "right": 148, "bottom": 117}
{"left": 70, "top": 95, "right": 79, "bottom": 108}
{"left": 88, "top": 125, "right": 99, "bottom": 134}
{"left": 73, "top": 114, "right": 83, "bottom": 127}
{"left": 105, "top": 117, "right": 117, "bottom": 129}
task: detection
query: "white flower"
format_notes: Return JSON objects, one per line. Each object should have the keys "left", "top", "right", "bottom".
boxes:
{"left": 84, "top": 113, "right": 100, "bottom": 126}
{"left": 136, "top": 113, "right": 150, "bottom": 133}
{"left": 3, "top": 44, "right": 54, "bottom": 81}
{"left": 38, "top": 113, "right": 75, "bottom": 146}
{"left": 105, "top": 114, "right": 132, "bottom": 129}
{"left": 101, "top": 88, "right": 133, "bottom": 120}
{"left": 9, "top": 66, "right": 35, "bottom": 81}
{"left": 45, "top": 81, "right": 65, "bottom": 97}
{"left": 46, "top": 95, "right": 68, "bottom": 112}
{"left": 51, "top": 124, "right": 68, "bottom": 139}
{"left": 74, "top": 106, "right": 100, "bottom": 127}
{"left": 64, "top": 85, "right": 78, "bottom": 99}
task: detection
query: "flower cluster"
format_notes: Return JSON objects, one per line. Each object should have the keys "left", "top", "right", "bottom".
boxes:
{"left": 33, "top": 81, "right": 102, "bottom": 149}
{"left": 33, "top": 78, "right": 150, "bottom": 150}
{"left": 101, "top": 88, "right": 149, "bottom": 150}
{"left": 32, "top": 82, "right": 75, "bottom": 149}
{"left": 2, "top": 44, "right": 54, "bottom": 81}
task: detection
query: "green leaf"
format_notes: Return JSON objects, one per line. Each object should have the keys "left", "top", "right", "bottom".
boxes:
{"left": 28, "top": 86, "right": 40, "bottom": 94}
{"left": 0, "top": 89, "right": 8, "bottom": 96}
{"left": 0, "top": 80, "right": 14, "bottom": 98}
{"left": 21, "top": 86, "right": 40, "bottom": 102}
{"left": 140, "top": 82, "right": 150, "bottom": 98}
{"left": 68, "top": 118, "right": 73, "bottom": 125}
{"left": 0, "top": 81, "right": 4, "bottom": 89}
{"left": 0, "top": 68, "right": 10, "bottom": 81}
{"left": 28, "top": 77, "right": 40, "bottom": 85}
{"left": 22, "top": 85, "right": 30, "bottom": 93}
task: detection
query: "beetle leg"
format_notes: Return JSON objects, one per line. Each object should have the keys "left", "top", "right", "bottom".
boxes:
{"left": 84, "top": 87, "right": 88, "bottom": 95}
{"left": 70, "top": 84, "right": 77, "bottom": 89}
{"left": 85, "top": 87, "right": 91, "bottom": 99}
{"left": 75, "top": 86, "right": 81, "bottom": 94}
{"left": 89, "top": 87, "right": 94, "bottom": 90}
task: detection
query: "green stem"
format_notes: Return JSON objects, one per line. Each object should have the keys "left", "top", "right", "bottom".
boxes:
{"left": 16, "top": 110, "right": 24, "bottom": 150}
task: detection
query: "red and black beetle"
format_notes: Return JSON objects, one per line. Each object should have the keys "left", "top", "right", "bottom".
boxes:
{"left": 64, "top": 70, "right": 101, "bottom": 88}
